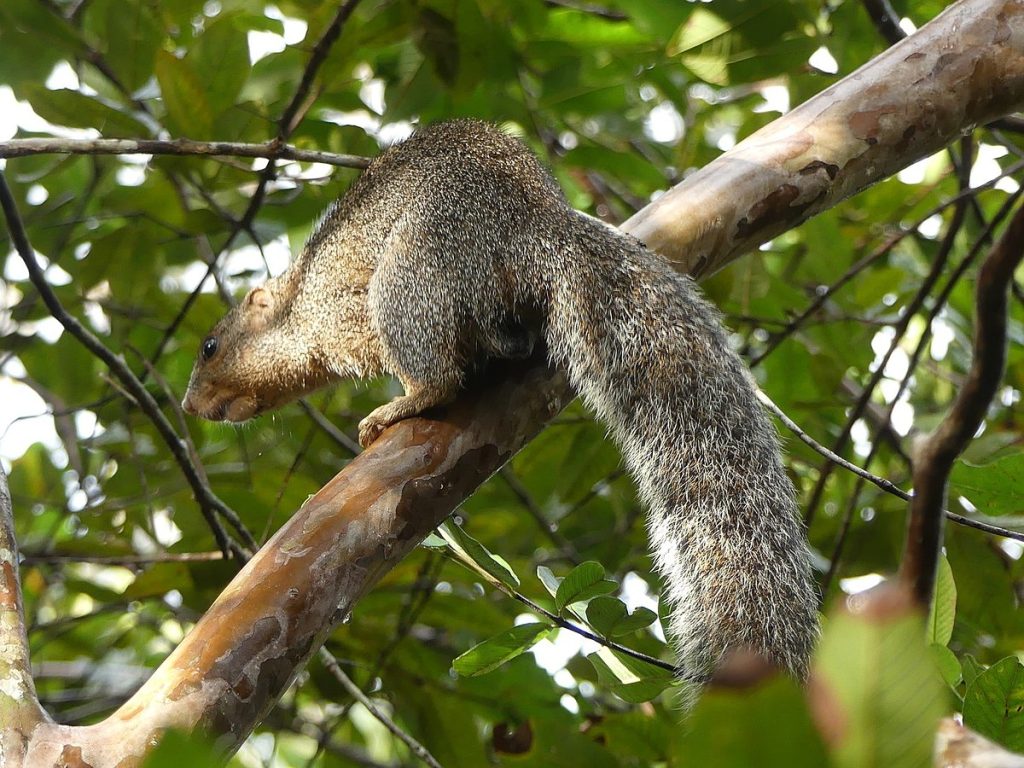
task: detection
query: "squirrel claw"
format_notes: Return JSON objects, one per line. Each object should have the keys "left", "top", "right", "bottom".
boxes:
{"left": 357, "top": 417, "right": 386, "bottom": 448}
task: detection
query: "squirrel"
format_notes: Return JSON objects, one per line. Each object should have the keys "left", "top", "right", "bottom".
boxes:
{"left": 182, "top": 119, "right": 819, "bottom": 684}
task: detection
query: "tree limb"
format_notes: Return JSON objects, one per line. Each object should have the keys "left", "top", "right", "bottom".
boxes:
{"left": 0, "top": 465, "right": 50, "bottom": 760}
{"left": 899, "top": 199, "right": 1024, "bottom": 607}
{"left": 0, "top": 138, "right": 368, "bottom": 168}
{"left": 624, "top": 0, "right": 1024, "bottom": 278}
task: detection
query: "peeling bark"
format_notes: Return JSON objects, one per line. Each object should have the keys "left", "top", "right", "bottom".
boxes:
{"left": 18, "top": 363, "right": 567, "bottom": 765}
{"left": 8, "top": 0, "right": 1024, "bottom": 763}
{"left": 624, "top": 0, "right": 1024, "bottom": 277}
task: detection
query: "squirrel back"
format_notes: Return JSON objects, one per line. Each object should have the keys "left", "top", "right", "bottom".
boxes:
{"left": 184, "top": 120, "right": 819, "bottom": 684}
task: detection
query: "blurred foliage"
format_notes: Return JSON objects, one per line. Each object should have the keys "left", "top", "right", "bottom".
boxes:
{"left": 1, "top": 0, "right": 1023, "bottom": 765}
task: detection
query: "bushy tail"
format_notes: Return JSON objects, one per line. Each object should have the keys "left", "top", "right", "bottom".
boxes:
{"left": 545, "top": 214, "right": 818, "bottom": 682}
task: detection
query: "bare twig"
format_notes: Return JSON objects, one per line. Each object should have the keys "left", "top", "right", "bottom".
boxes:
{"left": 498, "top": 467, "right": 580, "bottom": 561}
{"left": 0, "top": 138, "right": 368, "bottom": 168}
{"left": 758, "top": 390, "right": 1024, "bottom": 544}
{"left": 317, "top": 648, "right": 444, "bottom": 768}
{"left": 900, "top": 200, "right": 1024, "bottom": 607}
{"left": 748, "top": 157, "right": 1024, "bottom": 368}
{"left": 278, "top": 0, "right": 364, "bottom": 138}
{"left": 21, "top": 551, "right": 224, "bottom": 566}
{"left": 800, "top": 186, "right": 1022, "bottom": 527}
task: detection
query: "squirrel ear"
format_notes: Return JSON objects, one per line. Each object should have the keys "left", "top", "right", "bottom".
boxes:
{"left": 244, "top": 286, "right": 275, "bottom": 330}
{"left": 246, "top": 286, "right": 273, "bottom": 310}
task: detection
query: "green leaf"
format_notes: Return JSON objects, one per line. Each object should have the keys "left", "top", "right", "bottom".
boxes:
{"left": 452, "top": 622, "right": 552, "bottom": 677}
{"left": 813, "top": 601, "right": 945, "bottom": 768}
{"left": 22, "top": 85, "right": 149, "bottom": 137}
{"left": 963, "top": 657, "right": 1024, "bottom": 752}
{"left": 438, "top": 521, "right": 520, "bottom": 590}
{"left": 554, "top": 561, "right": 616, "bottom": 613}
{"left": 142, "top": 729, "right": 219, "bottom": 768}
{"left": 962, "top": 655, "right": 985, "bottom": 689}
{"left": 104, "top": 1, "right": 164, "bottom": 92}
{"left": 587, "top": 647, "right": 675, "bottom": 703}
{"left": 420, "top": 532, "right": 446, "bottom": 548}
{"left": 926, "top": 555, "right": 957, "bottom": 646}
{"left": 950, "top": 454, "right": 1024, "bottom": 516}
{"left": 536, "top": 564, "right": 561, "bottom": 599}
{"left": 586, "top": 595, "right": 657, "bottom": 638}
{"left": 668, "top": 7, "right": 730, "bottom": 55}
{"left": 155, "top": 49, "right": 212, "bottom": 138}
{"left": 188, "top": 14, "right": 250, "bottom": 122}
{"left": 928, "top": 643, "right": 962, "bottom": 690}
{"left": 676, "top": 676, "right": 828, "bottom": 767}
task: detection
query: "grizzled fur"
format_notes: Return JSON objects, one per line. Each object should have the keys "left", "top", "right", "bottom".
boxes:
{"left": 183, "top": 120, "right": 819, "bottom": 685}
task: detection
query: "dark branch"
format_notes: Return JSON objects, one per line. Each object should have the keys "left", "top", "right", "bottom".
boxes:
{"left": 317, "top": 648, "right": 444, "bottom": 768}
{"left": 278, "top": 0, "right": 364, "bottom": 138}
{"left": 899, "top": 199, "right": 1024, "bottom": 607}
{"left": 861, "top": 0, "right": 906, "bottom": 46}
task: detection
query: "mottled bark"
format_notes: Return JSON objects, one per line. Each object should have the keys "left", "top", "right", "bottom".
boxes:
{"left": 0, "top": 466, "right": 50, "bottom": 765}
{"left": 7, "top": 0, "right": 1024, "bottom": 763}
{"left": 16, "top": 363, "right": 565, "bottom": 764}
{"left": 625, "top": 0, "right": 1024, "bottom": 278}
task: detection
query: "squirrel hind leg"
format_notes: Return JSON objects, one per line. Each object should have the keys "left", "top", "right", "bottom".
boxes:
{"left": 482, "top": 318, "right": 536, "bottom": 360}
{"left": 358, "top": 379, "right": 459, "bottom": 447}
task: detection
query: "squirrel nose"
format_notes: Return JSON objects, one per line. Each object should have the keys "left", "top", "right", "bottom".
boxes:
{"left": 181, "top": 392, "right": 197, "bottom": 416}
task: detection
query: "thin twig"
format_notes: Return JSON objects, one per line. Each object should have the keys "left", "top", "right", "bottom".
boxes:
{"left": 0, "top": 138, "right": 368, "bottom": 168}
{"left": 799, "top": 186, "right": 1022, "bottom": 527}
{"left": 861, "top": 0, "right": 905, "bottom": 46}
{"left": 317, "top": 648, "right": 444, "bottom": 768}
{"left": 499, "top": 467, "right": 580, "bottom": 562}
{"left": 900, "top": 200, "right": 1024, "bottom": 606}
{"left": 278, "top": 0, "right": 364, "bottom": 138}
{"left": 758, "top": 390, "right": 1024, "bottom": 544}
{"left": 749, "top": 158, "right": 1024, "bottom": 369}
{"left": 21, "top": 551, "right": 224, "bottom": 566}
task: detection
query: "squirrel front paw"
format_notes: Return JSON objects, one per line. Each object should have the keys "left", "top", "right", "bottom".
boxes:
{"left": 357, "top": 415, "right": 387, "bottom": 448}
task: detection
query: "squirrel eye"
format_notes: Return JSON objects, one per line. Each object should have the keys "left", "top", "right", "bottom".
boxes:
{"left": 201, "top": 337, "right": 218, "bottom": 361}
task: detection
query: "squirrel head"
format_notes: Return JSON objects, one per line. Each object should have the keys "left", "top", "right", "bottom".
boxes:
{"left": 182, "top": 281, "right": 328, "bottom": 422}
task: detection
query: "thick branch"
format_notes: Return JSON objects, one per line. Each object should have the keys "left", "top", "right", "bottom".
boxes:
{"left": 624, "top": 0, "right": 1024, "bottom": 278}
{"left": 899, "top": 200, "right": 1024, "bottom": 607}
{"left": 0, "top": 465, "right": 50, "bottom": 759}
{"left": 21, "top": 362, "right": 567, "bottom": 764}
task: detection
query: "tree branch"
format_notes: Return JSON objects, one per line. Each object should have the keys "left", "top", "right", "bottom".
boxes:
{"left": 0, "top": 465, "right": 50, "bottom": 757}
{"left": 861, "top": 0, "right": 907, "bottom": 45}
{"left": 317, "top": 648, "right": 444, "bottom": 768}
{"left": 277, "top": 0, "right": 364, "bottom": 139}
{"left": 623, "top": 0, "right": 1024, "bottom": 278}
{"left": 899, "top": 199, "right": 1024, "bottom": 607}
{"left": 0, "top": 138, "right": 368, "bottom": 168}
